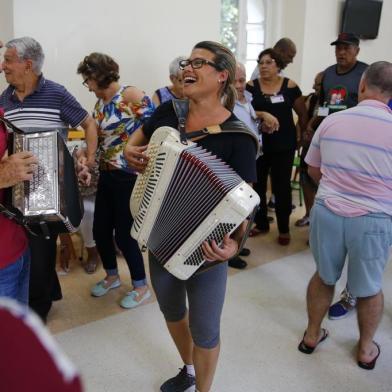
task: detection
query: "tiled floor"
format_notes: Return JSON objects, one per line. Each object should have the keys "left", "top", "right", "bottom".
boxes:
{"left": 48, "top": 202, "right": 309, "bottom": 334}
{"left": 50, "top": 200, "right": 392, "bottom": 391}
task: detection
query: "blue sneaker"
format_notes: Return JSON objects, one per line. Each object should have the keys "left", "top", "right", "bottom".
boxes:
{"left": 160, "top": 366, "right": 196, "bottom": 392}
{"left": 120, "top": 289, "right": 151, "bottom": 309}
{"left": 91, "top": 278, "right": 121, "bottom": 297}
{"left": 328, "top": 299, "right": 354, "bottom": 320}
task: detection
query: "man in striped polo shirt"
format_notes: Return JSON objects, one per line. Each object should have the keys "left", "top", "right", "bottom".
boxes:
{"left": 0, "top": 37, "right": 98, "bottom": 322}
{"left": 298, "top": 62, "right": 392, "bottom": 370}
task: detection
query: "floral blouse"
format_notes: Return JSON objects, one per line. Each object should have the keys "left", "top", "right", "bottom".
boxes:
{"left": 93, "top": 86, "right": 155, "bottom": 172}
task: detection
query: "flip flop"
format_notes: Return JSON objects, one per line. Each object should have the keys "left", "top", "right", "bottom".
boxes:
{"left": 357, "top": 342, "right": 381, "bottom": 370}
{"left": 249, "top": 227, "right": 269, "bottom": 237}
{"left": 83, "top": 260, "right": 98, "bottom": 274}
{"left": 298, "top": 328, "right": 329, "bottom": 354}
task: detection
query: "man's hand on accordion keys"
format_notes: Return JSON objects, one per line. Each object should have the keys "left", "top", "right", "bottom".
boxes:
{"left": 0, "top": 151, "right": 38, "bottom": 187}
{"left": 201, "top": 234, "right": 239, "bottom": 263}
{"left": 124, "top": 144, "right": 149, "bottom": 173}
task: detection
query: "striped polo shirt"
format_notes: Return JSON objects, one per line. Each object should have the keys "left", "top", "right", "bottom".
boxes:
{"left": 0, "top": 75, "right": 88, "bottom": 136}
{"left": 305, "top": 99, "right": 392, "bottom": 217}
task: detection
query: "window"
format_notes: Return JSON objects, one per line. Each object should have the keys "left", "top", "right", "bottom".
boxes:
{"left": 221, "top": 0, "right": 265, "bottom": 79}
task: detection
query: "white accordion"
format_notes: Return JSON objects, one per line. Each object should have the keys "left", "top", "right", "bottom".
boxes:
{"left": 130, "top": 127, "right": 260, "bottom": 280}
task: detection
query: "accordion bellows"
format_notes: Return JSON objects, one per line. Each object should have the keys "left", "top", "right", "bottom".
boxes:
{"left": 130, "top": 127, "right": 260, "bottom": 280}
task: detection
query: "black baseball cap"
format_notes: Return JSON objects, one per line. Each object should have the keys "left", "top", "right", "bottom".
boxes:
{"left": 330, "top": 32, "right": 360, "bottom": 46}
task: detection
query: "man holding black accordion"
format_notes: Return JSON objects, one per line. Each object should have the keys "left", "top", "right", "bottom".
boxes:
{"left": 0, "top": 37, "right": 98, "bottom": 322}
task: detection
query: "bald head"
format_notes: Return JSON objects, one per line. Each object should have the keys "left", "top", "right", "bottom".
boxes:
{"left": 273, "top": 38, "right": 296, "bottom": 68}
{"left": 235, "top": 61, "right": 247, "bottom": 101}
{"left": 359, "top": 61, "right": 392, "bottom": 103}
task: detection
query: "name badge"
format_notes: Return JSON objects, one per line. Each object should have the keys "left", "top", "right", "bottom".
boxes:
{"left": 318, "top": 106, "right": 329, "bottom": 117}
{"left": 270, "top": 94, "right": 284, "bottom": 104}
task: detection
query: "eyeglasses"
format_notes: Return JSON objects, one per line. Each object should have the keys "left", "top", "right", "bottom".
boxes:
{"left": 179, "top": 58, "right": 219, "bottom": 70}
{"left": 82, "top": 78, "right": 89, "bottom": 87}
{"left": 258, "top": 59, "right": 276, "bottom": 66}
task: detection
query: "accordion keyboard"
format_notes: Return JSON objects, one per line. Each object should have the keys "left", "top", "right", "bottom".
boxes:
{"left": 26, "top": 134, "right": 57, "bottom": 211}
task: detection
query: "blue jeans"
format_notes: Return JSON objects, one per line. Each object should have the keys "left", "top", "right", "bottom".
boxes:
{"left": 0, "top": 248, "right": 31, "bottom": 304}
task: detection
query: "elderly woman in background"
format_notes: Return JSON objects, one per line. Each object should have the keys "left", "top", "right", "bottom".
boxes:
{"left": 246, "top": 48, "right": 308, "bottom": 245}
{"left": 77, "top": 53, "right": 154, "bottom": 309}
{"left": 152, "top": 55, "right": 187, "bottom": 106}
{"left": 125, "top": 41, "right": 257, "bottom": 392}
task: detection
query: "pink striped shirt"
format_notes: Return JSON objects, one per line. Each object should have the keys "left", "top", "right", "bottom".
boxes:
{"left": 305, "top": 99, "right": 392, "bottom": 217}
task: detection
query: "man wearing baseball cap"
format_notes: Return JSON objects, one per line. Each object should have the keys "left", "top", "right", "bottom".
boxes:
{"left": 319, "top": 32, "right": 368, "bottom": 114}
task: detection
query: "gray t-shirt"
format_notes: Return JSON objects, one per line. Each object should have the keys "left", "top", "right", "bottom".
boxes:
{"left": 320, "top": 61, "right": 368, "bottom": 112}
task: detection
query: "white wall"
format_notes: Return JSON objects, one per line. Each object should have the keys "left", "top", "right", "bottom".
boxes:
{"left": 278, "top": 0, "right": 307, "bottom": 85}
{"left": 284, "top": 0, "right": 392, "bottom": 94}
{"left": 11, "top": 0, "right": 221, "bottom": 110}
{"left": 3, "top": 0, "right": 391, "bottom": 105}
{"left": 0, "top": 0, "right": 14, "bottom": 91}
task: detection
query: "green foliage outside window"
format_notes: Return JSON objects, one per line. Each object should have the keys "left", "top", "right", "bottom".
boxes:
{"left": 221, "top": 0, "right": 239, "bottom": 54}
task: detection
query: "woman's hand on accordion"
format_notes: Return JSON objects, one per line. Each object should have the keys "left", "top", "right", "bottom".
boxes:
{"left": 124, "top": 145, "right": 149, "bottom": 173}
{"left": 201, "top": 234, "right": 239, "bottom": 263}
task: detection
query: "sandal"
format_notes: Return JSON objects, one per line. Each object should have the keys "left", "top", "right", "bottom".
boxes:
{"left": 295, "top": 216, "right": 310, "bottom": 227}
{"left": 83, "top": 260, "right": 98, "bottom": 274}
{"left": 357, "top": 342, "right": 381, "bottom": 370}
{"left": 298, "top": 328, "right": 329, "bottom": 354}
{"left": 249, "top": 227, "right": 269, "bottom": 237}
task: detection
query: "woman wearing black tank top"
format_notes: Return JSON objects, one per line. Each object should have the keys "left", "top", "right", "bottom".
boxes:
{"left": 246, "top": 48, "right": 308, "bottom": 245}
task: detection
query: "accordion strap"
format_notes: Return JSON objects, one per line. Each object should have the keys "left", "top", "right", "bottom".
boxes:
{"left": 0, "top": 202, "right": 51, "bottom": 239}
{"left": 172, "top": 99, "right": 189, "bottom": 145}
{"left": 0, "top": 116, "right": 24, "bottom": 134}
{"left": 172, "top": 99, "right": 260, "bottom": 151}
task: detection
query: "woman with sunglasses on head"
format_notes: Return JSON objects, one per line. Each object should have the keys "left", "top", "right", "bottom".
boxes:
{"left": 246, "top": 48, "right": 308, "bottom": 245}
{"left": 125, "top": 42, "right": 257, "bottom": 392}
{"left": 77, "top": 53, "right": 154, "bottom": 309}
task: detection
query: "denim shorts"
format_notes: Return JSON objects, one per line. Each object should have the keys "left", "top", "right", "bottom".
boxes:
{"left": 309, "top": 200, "right": 392, "bottom": 297}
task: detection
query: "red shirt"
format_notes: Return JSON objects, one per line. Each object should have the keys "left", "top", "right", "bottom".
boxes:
{"left": 0, "top": 109, "right": 28, "bottom": 268}
{"left": 0, "top": 299, "right": 83, "bottom": 391}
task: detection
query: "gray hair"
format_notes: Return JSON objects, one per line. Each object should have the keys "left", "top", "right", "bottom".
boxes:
{"left": 169, "top": 55, "right": 187, "bottom": 77}
{"left": 6, "top": 37, "right": 45, "bottom": 75}
{"left": 363, "top": 61, "right": 392, "bottom": 98}
{"left": 236, "top": 61, "right": 246, "bottom": 74}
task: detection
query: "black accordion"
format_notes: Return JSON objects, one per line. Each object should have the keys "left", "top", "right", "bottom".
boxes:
{"left": 130, "top": 127, "right": 260, "bottom": 280}
{"left": 1, "top": 118, "right": 83, "bottom": 237}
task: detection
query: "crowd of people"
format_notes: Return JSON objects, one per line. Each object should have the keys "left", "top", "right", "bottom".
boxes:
{"left": 0, "top": 33, "right": 391, "bottom": 392}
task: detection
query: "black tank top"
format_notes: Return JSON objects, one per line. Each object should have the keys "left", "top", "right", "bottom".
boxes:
{"left": 246, "top": 78, "right": 301, "bottom": 153}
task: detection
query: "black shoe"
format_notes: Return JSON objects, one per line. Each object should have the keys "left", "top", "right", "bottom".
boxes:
{"left": 160, "top": 366, "right": 195, "bottom": 392}
{"left": 228, "top": 256, "right": 247, "bottom": 269}
{"left": 267, "top": 216, "right": 274, "bottom": 223}
{"left": 239, "top": 247, "right": 251, "bottom": 256}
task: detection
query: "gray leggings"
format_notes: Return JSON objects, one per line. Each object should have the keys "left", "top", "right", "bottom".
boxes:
{"left": 149, "top": 253, "right": 228, "bottom": 349}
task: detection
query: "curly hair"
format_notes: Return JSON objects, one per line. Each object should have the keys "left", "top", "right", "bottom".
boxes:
{"left": 77, "top": 52, "right": 119, "bottom": 89}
